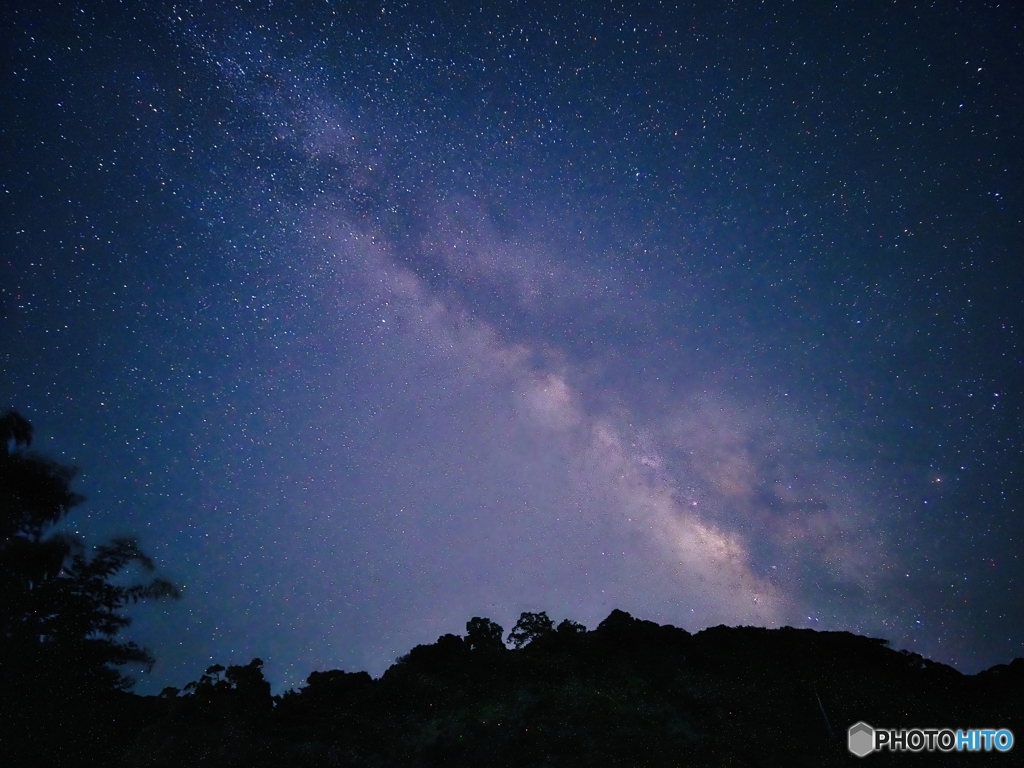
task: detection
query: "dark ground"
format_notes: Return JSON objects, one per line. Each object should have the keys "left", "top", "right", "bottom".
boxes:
{"left": 8, "top": 609, "right": 1021, "bottom": 767}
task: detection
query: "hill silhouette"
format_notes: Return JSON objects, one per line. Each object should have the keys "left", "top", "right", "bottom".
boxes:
{"left": 3, "top": 412, "right": 1019, "bottom": 765}
{"left": 115, "top": 609, "right": 1022, "bottom": 767}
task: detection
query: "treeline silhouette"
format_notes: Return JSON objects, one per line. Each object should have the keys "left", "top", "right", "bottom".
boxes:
{"left": 2, "top": 412, "right": 1021, "bottom": 766}
{"left": 119, "top": 612, "right": 1022, "bottom": 767}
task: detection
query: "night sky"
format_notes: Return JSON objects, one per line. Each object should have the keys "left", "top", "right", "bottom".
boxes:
{"left": 3, "top": 0, "right": 1022, "bottom": 693}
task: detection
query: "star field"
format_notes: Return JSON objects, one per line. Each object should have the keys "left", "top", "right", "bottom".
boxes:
{"left": 2, "top": 0, "right": 1022, "bottom": 692}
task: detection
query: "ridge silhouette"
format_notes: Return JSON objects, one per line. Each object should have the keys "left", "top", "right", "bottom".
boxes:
{"left": 123, "top": 609, "right": 1022, "bottom": 767}
{"left": 2, "top": 413, "right": 1020, "bottom": 766}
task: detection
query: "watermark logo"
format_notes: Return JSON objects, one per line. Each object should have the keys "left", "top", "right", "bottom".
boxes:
{"left": 848, "top": 722, "right": 1014, "bottom": 756}
{"left": 848, "top": 722, "right": 875, "bottom": 757}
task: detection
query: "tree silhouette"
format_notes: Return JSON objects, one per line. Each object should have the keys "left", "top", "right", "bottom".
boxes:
{"left": 556, "top": 617, "right": 587, "bottom": 636}
{"left": 181, "top": 658, "right": 273, "bottom": 716}
{"left": 122, "top": 658, "right": 275, "bottom": 766}
{"left": 465, "top": 616, "right": 505, "bottom": 651}
{"left": 0, "top": 410, "right": 179, "bottom": 697}
{"left": 507, "top": 611, "right": 555, "bottom": 648}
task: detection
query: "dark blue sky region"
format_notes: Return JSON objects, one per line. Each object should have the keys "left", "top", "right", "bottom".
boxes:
{"left": 2, "top": 0, "right": 1022, "bottom": 692}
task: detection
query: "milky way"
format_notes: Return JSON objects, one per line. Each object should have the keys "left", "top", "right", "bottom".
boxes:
{"left": 3, "top": 1, "right": 1022, "bottom": 691}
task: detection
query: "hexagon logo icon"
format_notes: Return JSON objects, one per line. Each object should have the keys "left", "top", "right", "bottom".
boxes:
{"left": 848, "top": 721, "right": 875, "bottom": 757}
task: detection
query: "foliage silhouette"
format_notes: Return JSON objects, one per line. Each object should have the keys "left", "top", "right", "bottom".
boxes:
{"left": 465, "top": 616, "right": 505, "bottom": 652}
{"left": 0, "top": 410, "right": 179, "bottom": 766}
{"left": 507, "top": 610, "right": 555, "bottom": 648}
{"left": 555, "top": 617, "right": 586, "bottom": 636}
{"left": 122, "top": 658, "right": 276, "bottom": 768}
